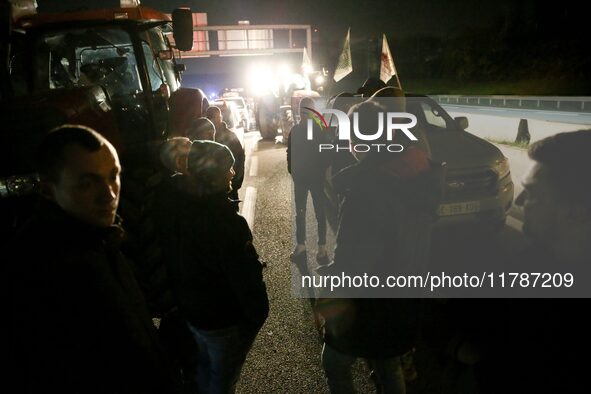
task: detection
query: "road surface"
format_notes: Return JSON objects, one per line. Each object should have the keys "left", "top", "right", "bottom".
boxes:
{"left": 236, "top": 132, "right": 353, "bottom": 393}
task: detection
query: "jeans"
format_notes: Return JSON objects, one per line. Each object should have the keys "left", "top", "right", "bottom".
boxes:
{"left": 321, "top": 343, "right": 406, "bottom": 394}
{"left": 293, "top": 178, "right": 327, "bottom": 245}
{"left": 159, "top": 312, "right": 200, "bottom": 392}
{"left": 187, "top": 323, "right": 261, "bottom": 394}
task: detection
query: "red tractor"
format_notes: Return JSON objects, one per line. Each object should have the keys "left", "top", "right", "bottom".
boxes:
{"left": 0, "top": 1, "right": 208, "bottom": 312}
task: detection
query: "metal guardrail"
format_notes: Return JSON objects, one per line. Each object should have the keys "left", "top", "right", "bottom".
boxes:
{"left": 432, "top": 95, "right": 591, "bottom": 113}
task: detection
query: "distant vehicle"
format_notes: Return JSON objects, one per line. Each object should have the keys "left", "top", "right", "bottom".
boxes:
{"left": 211, "top": 100, "right": 244, "bottom": 147}
{"left": 220, "top": 91, "right": 252, "bottom": 130}
{"left": 324, "top": 95, "right": 514, "bottom": 228}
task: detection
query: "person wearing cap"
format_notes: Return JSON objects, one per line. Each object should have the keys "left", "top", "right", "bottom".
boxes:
{"left": 158, "top": 140, "right": 269, "bottom": 393}
{"left": 187, "top": 117, "right": 216, "bottom": 141}
{"left": 160, "top": 136, "right": 192, "bottom": 174}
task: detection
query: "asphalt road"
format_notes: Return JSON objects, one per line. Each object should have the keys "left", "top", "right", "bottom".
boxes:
{"left": 233, "top": 131, "right": 530, "bottom": 393}
{"left": 235, "top": 132, "right": 345, "bottom": 393}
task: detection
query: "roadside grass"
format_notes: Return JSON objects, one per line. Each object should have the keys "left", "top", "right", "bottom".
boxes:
{"left": 485, "top": 138, "right": 529, "bottom": 149}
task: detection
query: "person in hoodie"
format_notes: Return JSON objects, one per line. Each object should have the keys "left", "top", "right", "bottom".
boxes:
{"left": 316, "top": 99, "right": 443, "bottom": 394}
{"left": 158, "top": 140, "right": 269, "bottom": 394}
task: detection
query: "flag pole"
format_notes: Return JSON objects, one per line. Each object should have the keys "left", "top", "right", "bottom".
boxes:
{"left": 389, "top": 34, "right": 402, "bottom": 90}
{"left": 394, "top": 66, "right": 402, "bottom": 90}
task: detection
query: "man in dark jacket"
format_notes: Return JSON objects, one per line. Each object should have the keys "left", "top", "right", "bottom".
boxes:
{"left": 8, "top": 126, "right": 178, "bottom": 393}
{"left": 287, "top": 97, "right": 330, "bottom": 265}
{"left": 316, "top": 101, "right": 442, "bottom": 393}
{"left": 206, "top": 105, "right": 246, "bottom": 204}
{"left": 158, "top": 140, "right": 269, "bottom": 394}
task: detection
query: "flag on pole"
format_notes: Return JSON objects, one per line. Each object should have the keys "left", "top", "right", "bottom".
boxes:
{"left": 333, "top": 28, "right": 353, "bottom": 82}
{"left": 380, "top": 34, "right": 401, "bottom": 88}
{"left": 302, "top": 47, "right": 313, "bottom": 73}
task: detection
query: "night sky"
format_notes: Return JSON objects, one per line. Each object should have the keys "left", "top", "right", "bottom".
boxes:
{"left": 38, "top": 0, "right": 524, "bottom": 36}
{"left": 37, "top": 1, "right": 589, "bottom": 94}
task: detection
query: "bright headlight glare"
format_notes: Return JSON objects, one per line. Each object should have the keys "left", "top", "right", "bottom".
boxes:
{"left": 493, "top": 157, "right": 510, "bottom": 179}
{"left": 278, "top": 64, "right": 291, "bottom": 78}
{"left": 248, "top": 65, "right": 274, "bottom": 95}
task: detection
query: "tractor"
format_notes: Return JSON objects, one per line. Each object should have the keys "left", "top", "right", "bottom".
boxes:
{"left": 0, "top": 0, "right": 208, "bottom": 313}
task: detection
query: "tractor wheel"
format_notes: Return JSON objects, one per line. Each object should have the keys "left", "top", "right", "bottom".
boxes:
{"left": 258, "top": 105, "right": 278, "bottom": 140}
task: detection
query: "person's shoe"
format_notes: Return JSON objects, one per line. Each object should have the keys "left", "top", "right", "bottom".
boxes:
{"left": 316, "top": 252, "right": 330, "bottom": 267}
{"left": 315, "top": 261, "right": 335, "bottom": 275}
{"left": 290, "top": 248, "right": 307, "bottom": 264}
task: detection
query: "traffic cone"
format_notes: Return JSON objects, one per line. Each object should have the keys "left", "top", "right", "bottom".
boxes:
{"left": 515, "top": 119, "right": 531, "bottom": 145}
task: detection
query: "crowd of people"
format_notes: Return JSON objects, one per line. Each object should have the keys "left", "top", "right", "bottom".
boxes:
{"left": 6, "top": 78, "right": 591, "bottom": 393}
{"left": 287, "top": 79, "right": 591, "bottom": 394}
{"left": 7, "top": 109, "right": 260, "bottom": 393}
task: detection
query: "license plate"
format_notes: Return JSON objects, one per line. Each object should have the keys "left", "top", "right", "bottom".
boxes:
{"left": 437, "top": 201, "right": 481, "bottom": 216}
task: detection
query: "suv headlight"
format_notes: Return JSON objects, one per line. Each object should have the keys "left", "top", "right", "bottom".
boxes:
{"left": 493, "top": 157, "right": 510, "bottom": 179}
